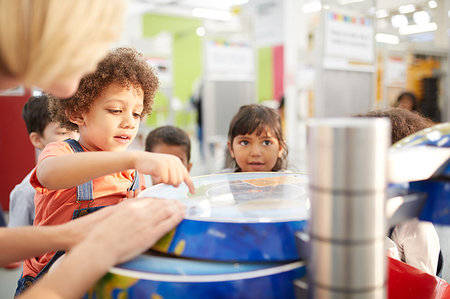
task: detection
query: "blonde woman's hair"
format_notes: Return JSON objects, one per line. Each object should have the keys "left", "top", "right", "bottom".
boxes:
{"left": 0, "top": 0, "right": 127, "bottom": 90}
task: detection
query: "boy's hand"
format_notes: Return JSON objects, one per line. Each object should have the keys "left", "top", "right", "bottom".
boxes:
{"left": 134, "top": 152, "right": 195, "bottom": 194}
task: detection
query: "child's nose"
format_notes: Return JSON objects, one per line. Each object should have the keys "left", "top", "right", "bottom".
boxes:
{"left": 250, "top": 145, "right": 262, "bottom": 156}
{"left": 120, "top": 113, "right": 136, "bottom": 129}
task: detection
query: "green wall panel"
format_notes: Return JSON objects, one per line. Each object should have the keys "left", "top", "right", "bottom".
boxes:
{"left": 142, "top": 14, "right": 202, "bottom": 104}
{"left": 257, "top": 47, "right": 273, "bottom": 103}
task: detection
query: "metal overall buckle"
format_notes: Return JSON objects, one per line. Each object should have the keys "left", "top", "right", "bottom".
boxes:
{"left": 76, "top": 199, "right": 94, "bottom": 217}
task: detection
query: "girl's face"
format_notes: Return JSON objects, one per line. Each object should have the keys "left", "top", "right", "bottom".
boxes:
{"left": 228, "top": 129, "right": 283, "bottom": 172}
{"left": 73, "top": 83, "right": 144, "bottom": 152}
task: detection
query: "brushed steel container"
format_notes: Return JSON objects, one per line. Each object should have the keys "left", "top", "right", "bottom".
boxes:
{"left": 306, "top": 118, "right": 390, "bottom": 299}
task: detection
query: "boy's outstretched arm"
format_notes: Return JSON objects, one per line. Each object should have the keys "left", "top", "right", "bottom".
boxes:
{"left": 36, "top": 151, "right": 195, "bottom": 193}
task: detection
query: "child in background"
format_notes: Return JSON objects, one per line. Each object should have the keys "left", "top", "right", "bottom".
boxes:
{"left": 145, "top": 125, "right": 192, "bottom": 172}
{"left": 224, "top": 104, "right": 288, "bottom": 172}
{"left": 357, "top": 108, "right": 441, "bottom": 276}
{"left": 395, "top": 91, "right": 419, "bottom": 112}
{"left": 9, "top": 95, "right": 78, "bottom": 228}
{"left": 18, "top": 48, "right": 194, "bottom": 293}
{"left": 145, "top": 125, "right": 192, "bottom": 186}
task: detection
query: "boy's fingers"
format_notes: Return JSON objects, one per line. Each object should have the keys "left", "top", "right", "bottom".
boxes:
{"left": 184, "top": 176, "right": 195, "bottom": 194}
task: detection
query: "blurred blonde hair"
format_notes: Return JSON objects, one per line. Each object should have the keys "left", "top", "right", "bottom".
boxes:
{"left": 0, "top": 0, "right": 127, "bottom": 89}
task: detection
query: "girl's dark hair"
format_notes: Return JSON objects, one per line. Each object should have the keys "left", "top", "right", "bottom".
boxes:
{"left": 227, "top": 104, "right": 288, "bottom": 171}
{"left": 396, "top": 91, "right": 418, "bottom": 111}
{"left": 145, "top": 126, "right": 191, "bottom": 162}
{"left": 49, "top": 47, "right": 159, "bottom": 131}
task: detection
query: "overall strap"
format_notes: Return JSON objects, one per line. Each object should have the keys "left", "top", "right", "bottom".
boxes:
{"left": 0, "top": 204, "right": 6, "bottom": 227}
{"left": 128, "top": 170, "right": 140, "bottom": 191}
{"left": 64, "top": 139, "right": 94, "bottom": 202}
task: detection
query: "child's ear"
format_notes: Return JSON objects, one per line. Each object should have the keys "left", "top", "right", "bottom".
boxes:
{"left": 67, "top": 111, "right": 84, "bottom": 126}
{"left": 187, "top": 162, "right": 193, "bottom": 173}
{"left": 29, "top": 132, "right": 45, "bottom": 150}
{"left": 227, "top": 141, "right": 234, "bottom": 158}
{"left": 277, "top": 144, "right": 284, "bottom": 158}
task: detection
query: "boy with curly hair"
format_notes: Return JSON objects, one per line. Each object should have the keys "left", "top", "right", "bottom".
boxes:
{"left": 18, "top": 48, "right": 194, "bottom": 291}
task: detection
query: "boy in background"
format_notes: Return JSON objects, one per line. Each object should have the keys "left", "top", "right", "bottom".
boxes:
{"left": 145, "top": 126, "right": 192, "bottom": 185}
{"left": 9, "top": 95, "right": 78, "bottom": 227}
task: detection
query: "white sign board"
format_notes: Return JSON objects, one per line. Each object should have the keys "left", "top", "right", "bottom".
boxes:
{"left": 385, "top": 56, "right": 406, "bottom": 85}
{"left": 253, "top": 0, "right": 283, "bottom": 47}
{"left": 324, "top": 12, "right": 374, "bottom": 63}
{"left": 205, "top": 41, "right": 254, "bottom": 76}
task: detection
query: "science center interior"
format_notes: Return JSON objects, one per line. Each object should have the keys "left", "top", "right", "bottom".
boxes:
{"left": 0, "top": 0, "right": 449, "bottom": 298}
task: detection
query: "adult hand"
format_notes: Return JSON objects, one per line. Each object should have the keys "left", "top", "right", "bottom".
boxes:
{"left": 79, "top": 197, "right": 185, "bottom": 265}
{"left": 17, "top": 197, "right": 185, "bottom": 299}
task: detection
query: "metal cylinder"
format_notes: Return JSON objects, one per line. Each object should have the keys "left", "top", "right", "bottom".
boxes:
{"left": 307, "top": 118, "right": 390, "bottom": 299}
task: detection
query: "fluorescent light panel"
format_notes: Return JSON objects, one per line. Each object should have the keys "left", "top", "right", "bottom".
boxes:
{"left": 192, "top": 8, "right": 232, "bottom": 21}
{"left": 376, "top": 9, "right": 388, "bottom": 18}
{"left": 302, "top": 1, "right": 321, "bottom": 14}
{"left": 399, "top": 22, "right": 437, "bottom": 35}
{"left": 376, "top": 33, "right": 399, "bottom": 44}
{"left": 398, "top": 4, "right": 416, "bottom": 14}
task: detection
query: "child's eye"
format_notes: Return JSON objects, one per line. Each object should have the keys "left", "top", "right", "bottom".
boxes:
{"left": 108, "top": 109, "right": 121, "bottom": 114}
{"left": 239, "top": 140, "right": 249, "bottom": 146}
{"left": 133, "top": 112, "right": 142, "bottom": 119}
{"left": 263, "top": 140, "right": 272, "bottom": 146}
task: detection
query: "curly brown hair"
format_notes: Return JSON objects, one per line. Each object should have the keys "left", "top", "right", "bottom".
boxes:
{"left": 49, "top": 47, "right": 159, "bottom": 131}
{"left": 356, "top": 108, "right": 434, "bottom": 144}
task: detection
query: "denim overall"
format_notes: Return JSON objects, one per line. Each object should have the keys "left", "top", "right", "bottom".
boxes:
{"left": 15, "top": 139, "right": 139, "bottom": 296}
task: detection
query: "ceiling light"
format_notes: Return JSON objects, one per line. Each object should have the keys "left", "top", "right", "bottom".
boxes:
{"left": 376, "top": 33, "right": 400, "bottom": 44}
{"left": 196, "top": 27, "right": 205, "bottom": 37}
{"left": 376, "top": 9, "right": 388, "bottom": 18}
{"left": 398, "top": 4, "right": 416, "bottom": 14}
{"left": 302, "top": 1, "right": 321, "bottom": 14}
{"left": 399, "top": 22, "right": 437, "bottom": 35}
{"left": 413, "top": 11, "right": 430, "bottom": 25}
{"left": 391, "top": 14, "right": 408, "bottom": 28}
{"left": 337, "top": 0, "right": 365, "bottom": 4}
{"left": 192, "top": 8, "right": 232, "bottom": 21}
{"left": 428, "top": 1, "right": 437, "bottom": 9}
{"left": 230, "top": 0, "right": 249, "bottom": 5}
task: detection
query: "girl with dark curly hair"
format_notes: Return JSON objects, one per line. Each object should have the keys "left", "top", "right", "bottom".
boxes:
{"left": 19, "top": 48, "right": 194, "bottom": 291}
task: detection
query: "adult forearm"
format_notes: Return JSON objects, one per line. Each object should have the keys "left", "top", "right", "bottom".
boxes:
{"left": 0, "top": 226, "right": 74, "bottom": 266}
{"left": 18, "top": 239, "right": 115, "bottom": 299}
